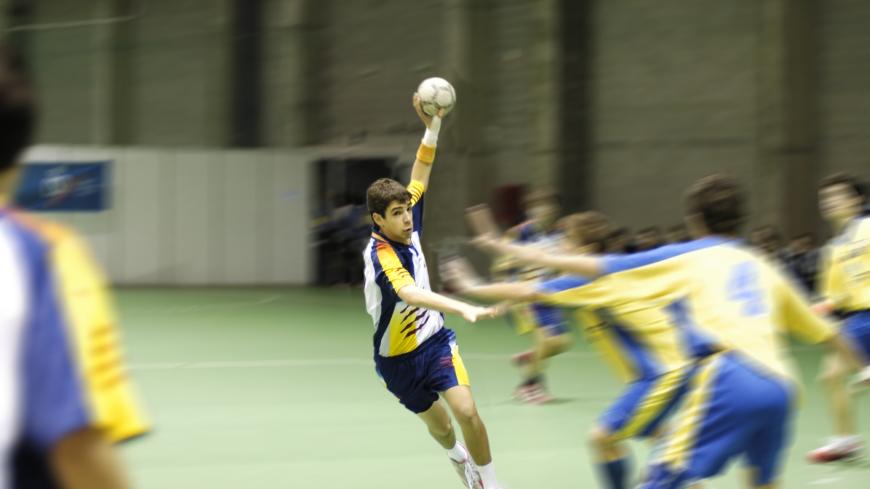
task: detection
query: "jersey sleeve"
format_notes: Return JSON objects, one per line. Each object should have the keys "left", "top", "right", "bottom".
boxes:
{"left": 48, "top": 227, "right": 150, "bottom": 443}
{"left": 539, "top": 275, "right": 612, "bottom": 308}
{"left": 773, "top": 268, "right": 836, "bottom": 344}
{"left": 373, "top": 239, "right": 416, "bottom": 296}
{"left": 408, "top": 180, "right": 425, "bottom": 237}
{"left": 19, "top": 241, "right": 90, "bottom": 451}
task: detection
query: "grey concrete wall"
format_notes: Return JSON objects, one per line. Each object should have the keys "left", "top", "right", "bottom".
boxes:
{"left": 31, "top": 0, "right": 230, "bottom": 147}
{"left": 818, "top": 0, "right": 870, "bottom": 181}
{"left": 591, "top": 0, "right": 760, "bottom": 232}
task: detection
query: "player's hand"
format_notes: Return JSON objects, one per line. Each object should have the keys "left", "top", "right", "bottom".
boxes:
{"left": 462, "top": 306, "right": 498, "bottom": 323}
{"left": 413, "top": 93, "right": 445, "bottom": 129}
{"left": 439, "top": 256, "right": 481, "bottom": 293}
{"left": 470, "top": 233, "right": 505, "bottom": 256}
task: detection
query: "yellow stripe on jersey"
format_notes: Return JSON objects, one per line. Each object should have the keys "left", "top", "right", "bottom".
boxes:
{"left": 408, "top": 180, "right": 425, "bottom": 207}
{"left": 21, "top": 216, "right": 150, "bottom": 443}
{"left": 613, "top": 365, "right": 694, "bottom": 441}
{"left": 659, "top": 354, "right": 721, "bottom": 470}
{"left": 387, "top": 310, "right": 418, "bottom": 356}
{"left": 574, "top": 309, "right": 637, "bottom": 383}
{"left": 375, "top": 240, "right": 416, "bottom": 293}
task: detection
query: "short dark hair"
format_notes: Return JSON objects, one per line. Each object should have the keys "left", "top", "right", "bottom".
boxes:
{"left": 366, "top": 178, "right": 411, "bottom": 218}
{"left": 0, "top": 48, "right": 35, "bottom": 173}
{"left": 523, "top": 187, "right": 560, "bottom": 209}
{"left": 561, "top": 211, "right": 616, "bottom": 252}
{"left": 684, "top": 173, "right": 747, "bottom": 235}
{"left": 819, "top": 172, "right": 866, "bottom": 198}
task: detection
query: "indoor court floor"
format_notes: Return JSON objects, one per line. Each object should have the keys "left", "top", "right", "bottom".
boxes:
{"left": 117, "top": 288, "right": 870, "bottom": 488}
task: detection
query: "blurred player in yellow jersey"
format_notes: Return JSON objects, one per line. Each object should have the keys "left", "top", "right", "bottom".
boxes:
{"left": 490, "top": 189, "right": 573, "bottom": 404}
{"left": 362, "top": 95, "right": 501, "bottom": 489}
{"left": 0, "top": 48, "right": 149, "bottom": 489}
{"left": 460, "top": 174, "right": 863, "bottom": 488}
{"left": 444, "top": 211, "right": 720, "bottom": 489}
{"left": 806, "top": 172, "right": 870, "bottom": 463}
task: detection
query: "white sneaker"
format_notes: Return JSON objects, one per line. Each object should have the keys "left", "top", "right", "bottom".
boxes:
{"left": 448, "top": 442, "right": 482, "bottom": 489}
{"left": 806, "top": 436, "right": 865, "bottom": 464}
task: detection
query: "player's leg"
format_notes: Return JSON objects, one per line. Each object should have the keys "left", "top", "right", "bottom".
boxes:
{"left": 808, "top": 351, "right": 863, "bottom": 462}
{"left": 593, "top": 366, "right": 694, "bottom": 489}
{"left": 442, "top": 386, "right": 491, "bottom": 466}
{"left": 433, "top": 338, "right": 500, "bottom": 489}
{"left": 417, "top": 399, "right": 457, "bottom": 449}
{"left": 376, "top": 351, "right": 480, "bottom": 489}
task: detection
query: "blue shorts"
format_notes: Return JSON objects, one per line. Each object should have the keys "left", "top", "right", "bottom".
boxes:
{"left": 843, "top": 310, "right": 870, "bottom": 359}
{"left": 375, "top": 329, "right": 470, "bottom": 414}
{"left": 507, "top": 303, "right": 569, "bottom": 337}
{"left": 598, "top": 364, "right": 697, "bottom": 441}
{"left": 640, "top": 352, "right": 792, "bottom": 489}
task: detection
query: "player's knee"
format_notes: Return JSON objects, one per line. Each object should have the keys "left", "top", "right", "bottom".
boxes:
{"left": 587, "top": 425, "right": 614, "bottom": 451}
{"left": 451, "top": 401, "right": 480, "bottom": 426}
{"left": 429, "top": 419, "right": 454, "bottom": 439}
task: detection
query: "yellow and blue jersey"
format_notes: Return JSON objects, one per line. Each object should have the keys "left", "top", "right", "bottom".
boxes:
{"left": 820, "top": 216, "right": 870, "bottom": 313}
{"left": 598, "top": 237, "right": 835, "bottom": 386}
{"left": 0, "top": 209, "right": 149, "bottom": 488}
{"left": 495, "top": 221, "right": 569, "bottom": 336}
{"left": 362, "top": 181, "right": 446, "bottom": 358}
{"left": 538, "top": 274, "right": 718, "bottom": 383}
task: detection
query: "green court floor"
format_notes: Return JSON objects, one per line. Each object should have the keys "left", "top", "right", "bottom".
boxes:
{"left": 117, "top": 288, "right": 870, "bottom": 488}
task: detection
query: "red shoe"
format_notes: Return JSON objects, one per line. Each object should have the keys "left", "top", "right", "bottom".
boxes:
{"left": 806, "top": 438, "right": 864, "bottom": 464}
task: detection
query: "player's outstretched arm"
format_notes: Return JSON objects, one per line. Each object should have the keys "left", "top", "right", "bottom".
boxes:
{"left": 398, "top": 284, "right": 496, "bottom": 323}
{"left": 409, "top": 94, "right": 445, "bottom": 191}
{"left": 472, "top": 233, "right": 604, "bottom": 278}
{"left": 440, "top": 256, "right": 546, "bottom": 304}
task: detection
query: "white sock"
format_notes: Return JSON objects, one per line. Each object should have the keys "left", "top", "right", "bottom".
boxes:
{"left": 446, "top": 441, "right": 467, "bottom": 462}
{"left": 476, "top": 461, "right": 498, "bottom": 489}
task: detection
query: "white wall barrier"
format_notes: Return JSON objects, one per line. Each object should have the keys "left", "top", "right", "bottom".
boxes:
{"left": 23, "top": 145, "right": 314, "bottom": 286}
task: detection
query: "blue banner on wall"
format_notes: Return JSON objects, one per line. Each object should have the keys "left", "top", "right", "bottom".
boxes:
{"left": 14, "top": 162, "right": 110, "bottom": 212}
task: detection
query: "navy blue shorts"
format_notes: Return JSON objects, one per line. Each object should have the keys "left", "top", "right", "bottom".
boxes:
{"left": 843, "top": 310, "right": 870, "bottom": 359}
{"left": 375, "top": 329, "right": 470, "bottom": 414}
{"left": 640, "top": 352, "right": 793, "bottom": 488}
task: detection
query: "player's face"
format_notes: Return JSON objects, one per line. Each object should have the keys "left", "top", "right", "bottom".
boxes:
{"left": 820, "top": 184, "right": 862, "bottom": 223}
{"left": 378, "top": 200, "right": 414, "bottom": 242}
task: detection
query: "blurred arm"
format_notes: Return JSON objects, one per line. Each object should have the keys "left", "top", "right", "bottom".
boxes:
{"left": 473, "top": 236, "right": 604, "bottom": 277}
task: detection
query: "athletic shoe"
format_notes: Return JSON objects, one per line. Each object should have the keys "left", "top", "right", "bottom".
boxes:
{"left": 806, "top": 437, "right": 864, "bottom": 464}
{"left": 513, "top": 382, "right": 554, "bottom": 404}
{"left": 449, "top": 442, "right": 482, "bottom": 489}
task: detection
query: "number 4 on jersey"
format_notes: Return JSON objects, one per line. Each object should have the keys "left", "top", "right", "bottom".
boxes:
{"left": 727, "top": 262, "right": 767, "bottom": 317}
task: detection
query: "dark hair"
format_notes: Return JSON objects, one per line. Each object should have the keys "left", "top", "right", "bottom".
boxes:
{"left": 562, "top": 211, "right": 616, "bottom": 252}
{"left": 366, "top": 178, "right": 411, "bottom": 218}
{"left": 523, "top": 187, "right": 560, "bottom": 209}
{"left": 684, "top": 173, "right": 747, "bottom": 235}
{"left": 0, "top": 48, "right": 35, "bottom": 173}
{"left": 819, "top": 172, "right": 866, "bottom": 198}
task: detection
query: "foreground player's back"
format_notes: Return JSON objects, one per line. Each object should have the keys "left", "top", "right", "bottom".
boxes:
{"left": 605, "top": 237, "right": 834, "bottom": 384}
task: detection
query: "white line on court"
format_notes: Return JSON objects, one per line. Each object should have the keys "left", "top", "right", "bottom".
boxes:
{"left": 808, "top": 478, "right": 842, "bottom": 485}
{"left": 125, "top": 294, "right": 282, "bottom": 314}
{"left": 127, "top": 351, "right": 598, "bottom": 370}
